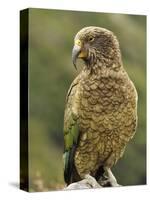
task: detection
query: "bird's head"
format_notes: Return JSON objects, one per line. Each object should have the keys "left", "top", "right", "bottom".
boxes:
{"left": 72, "top": 26, "right": 121, "bottom": 70}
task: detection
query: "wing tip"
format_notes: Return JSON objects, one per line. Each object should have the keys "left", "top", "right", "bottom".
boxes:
{"left": 63, "top": 151, "right": 72, "bottom": 185}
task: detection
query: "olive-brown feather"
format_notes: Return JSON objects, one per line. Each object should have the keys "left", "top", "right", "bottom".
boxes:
{"left": 64, "top": 26, "right": 137, "bottom": 184}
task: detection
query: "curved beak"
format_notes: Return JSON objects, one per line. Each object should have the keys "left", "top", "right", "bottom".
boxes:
{"left": 72, "top": 39, "right": 88, "bottom": 70}
{"left": 72, "top": 45, "right": 81, "bottom": 70}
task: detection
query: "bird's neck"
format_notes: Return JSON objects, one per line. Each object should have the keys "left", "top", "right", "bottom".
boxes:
{"left": 83, "top": 48, "right": 123, "bottom": 75}
{"left": 83, "top": 57, "right": 123, "bottom": 76}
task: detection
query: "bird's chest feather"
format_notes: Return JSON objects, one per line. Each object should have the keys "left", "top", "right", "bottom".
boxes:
{"left": 74, "top": 72, "right": 137, "bottom": 176}
{"left": 78, "top": 74, "right": 128, "bottom": 131}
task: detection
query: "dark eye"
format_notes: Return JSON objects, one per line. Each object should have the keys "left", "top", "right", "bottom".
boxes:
{"left": 89, "top": 37, "right": 94, "bottom": 42}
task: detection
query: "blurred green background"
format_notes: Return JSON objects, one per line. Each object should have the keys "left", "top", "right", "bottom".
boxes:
{"left": 28, "top": 8, "right": 146, "bottom": 191}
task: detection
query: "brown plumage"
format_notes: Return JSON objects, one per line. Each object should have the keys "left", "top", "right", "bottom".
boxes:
{"left": 63, "top": 26, "right": 138, "bottom": 186}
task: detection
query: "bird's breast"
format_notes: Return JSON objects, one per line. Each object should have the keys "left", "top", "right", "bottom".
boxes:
{"left": 74, "top": 73, "right": 137, "bottom": 177}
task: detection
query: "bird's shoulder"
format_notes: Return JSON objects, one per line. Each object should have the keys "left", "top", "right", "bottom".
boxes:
{"left": 65, "top": 73, "right": 82, "bottom": 103}
{"left": 64, "top": 72, "right": 83, "bottom": 133}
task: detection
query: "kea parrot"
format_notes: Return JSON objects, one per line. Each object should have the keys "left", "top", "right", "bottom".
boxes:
{"left": 63, "top": 26, "right": 138, "bottom": 187}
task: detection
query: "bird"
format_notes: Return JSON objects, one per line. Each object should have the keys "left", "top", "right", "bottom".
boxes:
{"left": 63, "top": 26, "right": 138, "bottom": 187}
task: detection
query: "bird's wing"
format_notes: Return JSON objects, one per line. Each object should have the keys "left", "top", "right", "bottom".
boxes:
{"left": 63, "top": 75, "right": 81, "bottom": 184}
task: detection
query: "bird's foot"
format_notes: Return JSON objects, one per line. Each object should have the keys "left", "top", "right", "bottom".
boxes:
{"left": 98, "top": 175, "right": 112, "bottom": 187}
{"left": 83, "top": 174, "right": 102, "bottom": 188}
{"left": 103, "top": 167, "right": 120, "bottom": 187}
{"left": 64, "top": 174, "right": 101, "bottom": 190}
{"left": 65, "top": 170, "right": 120, "bottom": 190}
{"left": 99, "top": 177, "right": 120, "bottom": 187}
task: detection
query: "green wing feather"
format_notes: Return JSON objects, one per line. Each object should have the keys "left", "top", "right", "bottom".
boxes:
{"left": 63, "top": 114, "right": 79, "bottom": 184}
{"left": 63, "top": 78, "right": 80, "bottom": 185}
